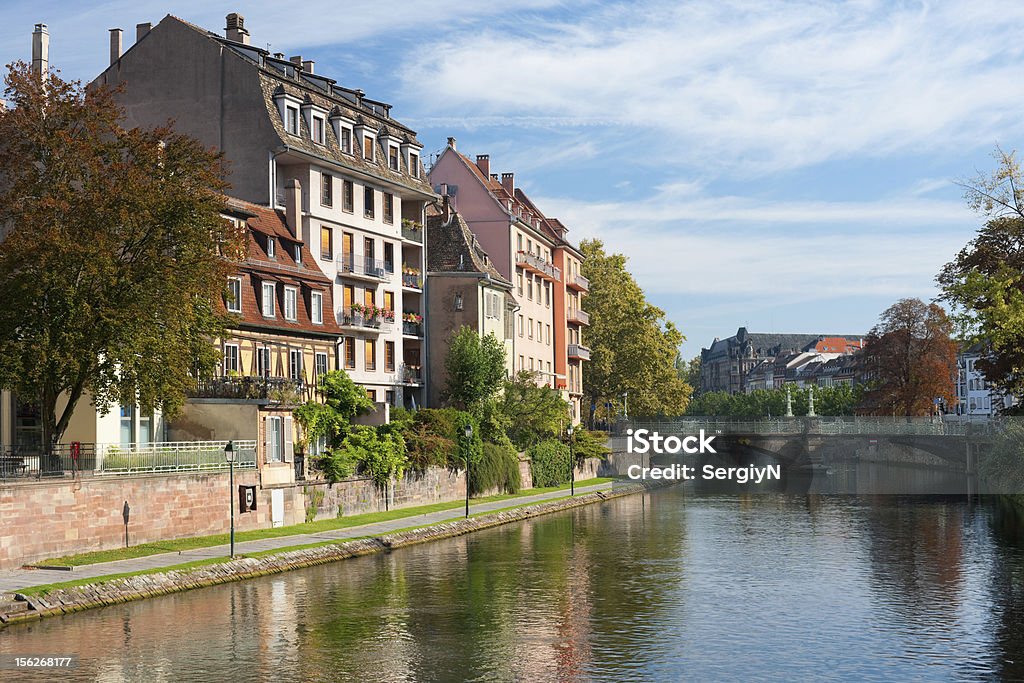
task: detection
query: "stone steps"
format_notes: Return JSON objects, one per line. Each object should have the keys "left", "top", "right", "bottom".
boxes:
{"left": 0, "top": 593, "right": 29, "bottom": 618}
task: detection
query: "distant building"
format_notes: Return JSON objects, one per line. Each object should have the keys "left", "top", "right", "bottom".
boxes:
{"left": 700, "top": 327, "right": 864, "bottom": 394}
{"left": 955, "top": 344, "right": 1015, "bottom": 418}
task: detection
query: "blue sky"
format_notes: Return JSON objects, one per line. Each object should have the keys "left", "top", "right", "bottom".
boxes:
{"left": 1, "top": 0, "right": 1019, "bottom": 355}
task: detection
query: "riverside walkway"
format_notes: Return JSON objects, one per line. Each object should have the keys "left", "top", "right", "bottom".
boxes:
{"left": 0, "top": 482, "right": 614, "bottom": 594}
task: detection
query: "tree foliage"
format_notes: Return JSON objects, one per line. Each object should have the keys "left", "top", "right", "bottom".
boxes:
{"left": 858, "top": 298, "right": 957, "bottom": 417}
{"left": 500, "top": 370, "right": 570, "bottom": 449}
{"left": 939, "top": 146, "right": 1024, "bottom": 406}
{"left": 528, "top": 439, "right": 571, "bottom": 488}
{"left": 580, "top": 239, "right": 691, "bottom": 422}
{"left": 685, "top": 384, "right": 863, "bottom": 417}
{"left": 0, "top": 62, "right": 242, "bottom": 448}
{"left": 294, "top": 370, "right": 374, "bottom": 448}
{"left": 443, "top": 326, "right": 506, "bottom": 415}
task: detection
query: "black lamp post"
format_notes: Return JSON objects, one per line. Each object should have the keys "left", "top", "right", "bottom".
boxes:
{"left": 567, "top": 424, "right": 575, "bottom": 496}
{"left": 464, "top": 423, "right": 473, "bottom": 518}
{"left": 224, "top": 440, "right": 236, "bottom": 558}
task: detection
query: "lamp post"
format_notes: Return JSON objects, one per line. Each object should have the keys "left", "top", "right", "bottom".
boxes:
{"left": 224, "top": 440, "right": 236, "bottom": 558}
{"left": 464, "top": 423, "right": 473, "bottom": 519}
{"left": 566, "top": 424, "right": 575, "bottom": 496}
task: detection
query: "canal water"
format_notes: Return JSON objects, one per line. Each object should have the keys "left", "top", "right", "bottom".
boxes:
{"left": 2, "top": 472, "right": 1024, "bottom": 681}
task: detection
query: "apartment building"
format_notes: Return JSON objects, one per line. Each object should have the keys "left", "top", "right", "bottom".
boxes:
{"left": 425, "top": 198, "right": 516, "bottom": 406}
{"left": 92, "top": 13, "right": 434, "bottom": 409}
{"left": 428, "top": 141, "right": 589, "bottom": 421}
{"left": 956, "top": 344, "right": 1015, "bottom": 418}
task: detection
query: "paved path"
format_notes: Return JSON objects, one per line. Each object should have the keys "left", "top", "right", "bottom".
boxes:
{"left": 0, "top": 482, "right": 614, "bottom": 594}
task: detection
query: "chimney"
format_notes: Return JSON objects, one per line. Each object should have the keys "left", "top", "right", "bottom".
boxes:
{"left": 442, "top": 194, "right": 452, "bottom": 224}
{"left": 273, "top": 52, "right": 284, "bottom": 59}
{"left": 31, "top": 24, "right": 48, "bottom": 79}
{"left": 447, "top": 136, "right": 457, "bottom": 150}
{"left": 490, "top": 174, "right": 498, "bottom": 182}
{"left": 225, "top": 13, "right": 249, "bottom": 45}
{"left": 290, "top": 55, "right": 302, "bottom": 68}
{"left": 284, "top": 178, "right": 302, "bottom": 238}
{"left": 501, "top": 172, "right": 514, "bottom": 195}
{"left": 136, "top": 23, "right": 151, "bottom": 43}
{"left": 302, "top": 60, "right": 315, "bottom": 74}
{"left": 476, "top": 154, "right": 489, "bottom": 177}
{"left": 109, "top": 28, "right": 123, "bottom": 65}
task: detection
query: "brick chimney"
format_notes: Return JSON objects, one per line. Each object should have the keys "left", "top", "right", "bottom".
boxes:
{"left": 31, "top": 24, "right": 48, "bottom": 79}
{"left": 447, "top": 136, "right": 457, "bottom": 150}
{"left": 136, "top": 23, "right": 151, "bottom": 43}
{"left": 302, "top": 60, "right": 315, "bottom": 74}
{"left": 109, "top": 28, "right": 123, "bottom": 65}
{"left": 285, "top": 178, "right": 302, "bottom": 238}
{"left": 476, "top": 154, "right": 489, "bottom": 177}
{"left": 290, "top": 56, "right": 302, "bottom": 68}
{"left": 501, "top": 172, "right": 514, "bottom": 195}
{"left": 225, "top": 13, "right": 249, "bottom": 45}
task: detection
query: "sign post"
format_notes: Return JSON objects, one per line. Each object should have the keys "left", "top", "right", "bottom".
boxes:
{"left": 122, "top": 500, "right": 130, "bottom": 548}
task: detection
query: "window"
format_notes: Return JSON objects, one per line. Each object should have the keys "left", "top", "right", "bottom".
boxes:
{"left": 384, "top": 243, "right": 394, "bottom": 273}
{"left": 363, "top": 135, "right": 375, "bottom": 161}
{"left": 528, "top": 318, "right": 534, "bottom": 339}
{"left": 311, "top": 291, "right": 323, "bottom": 324}
{"left": 266, "top": 236, "right": 276, "bottom": 258}
{"left": 284, "top": 286, "right": 298, "bottom": 321}
{"left": 383, "top": 290, "right": 394, "bottom": 313}
{"left": 343, "top": 180, "right": 354, "bottom": 213}
{"left": 545, "top": 282, "right": 551, "bottom": 307}
{"left": 364, "top": 287, "right": 376, "bottom": 309}
{"left": 410, "top": 152, "right": 419, "bottom": 177}
{"left": 518, "top": 315, "right": 524, "bottom": 337}
{"left": 321, "top": 173, "right": 333, "bottom": 206}
{"left": 320, "top": 226, "right": 332, "bottom": 260}
{"left": 546, "top": 324, "right": 551, "bottom": 345}
{"left": 386, "top": 390, "right": 396, "bottom": 406}
{"left": 517, "top": 234, "right": 523, "bottom": 252}
{"left": 139, "top": 412, "right": 153, "bottom": 446}
{"left": 344, "top": 336, "right": 356, "bottom": 369}
{"left": 518, "top": 354, "right": 524, "bottom": 370}
{"left": 120, "top": 404, "right": 135, "bottom": 447}
{"left": 226, "top": 277, "right": 242, "bottom": 313}
{"left": 257, "top": 346, "right": 271, "bottom": 377}
{"left": 529, "top": 358, "right": 535, "bottom": 371}
{"left": 266, "top": 416, "right": 282, "bottom": 462}
{"left": 367, "top": 389, "right": 377, "bottom": 401}
{"left": 389, "top": 145, "right": 399, "bottom": 170}
{"left": 455, "top": 292, "right": 463, "bottom": 311}
{"left": 383, "top": 193, "right": 394, "bottom": 224}
{"left": 385, "top": 341, "right": 395, "bottom": 372}
{"left": 364, "top": 186, "right": 375, "bottom": 219}
{"left": 342, "top": 233, "right": 354, "bottom": 270}
{"left": 527, "top": 277, "right": 533, "bottom": 301}
{"left": 340, "top": 127, "right": 352, "bottom": 154}
{"left": 312, "top": 115, "right": 325, "bottom": 144}
{"left": 343, "top": 285, "right": 355, "bottom": 311}
{"left": 286, "top": 106, "right": 299, "bottom": 135}
{"left": 262, "top": 282, "right": 276, "bottom": 317}
{"left": 223, "top": 343, "right": 239, "bottom": 374}
{"left": 517, "top": 272, "right": 523, "bottom": 296}
{"left": 294, "top": 243, "right": 302, "bottom": 264}
{"left": 365, "top": 339, "right": 376, "bottom": 370}
{"left": 289, "top": 349, "right": 303, "bottom": 380}
{"left": 315, "top": 351, "right": 329, "bottom": 378}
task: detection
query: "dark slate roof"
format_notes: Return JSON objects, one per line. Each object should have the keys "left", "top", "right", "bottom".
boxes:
{"left": 703, "top": 328, "right": 863, "bottom": 358}
{"left": 426, "top": 205, "right": 512, "bottom": 288}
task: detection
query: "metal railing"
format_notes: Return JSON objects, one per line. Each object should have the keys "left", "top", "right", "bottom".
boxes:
{"left": 339, "top": 307, "right": 395, "bottom": 331}
{"left": 189, "top": 376, "right": 307, "bottom": 404}
{"left": 626, "top": 416, "right": 992, "bottom": 437}
{"left": 516, "top": 251, "right": 562, "bottom": 281}
{"left": 0, "top": 440, "right": 258, "bottom": 479}
{"left": 402, "top": 272, "right": 423, "bottom": 289}
{"left": 568, "top": 343, "right": 591, "bottom": 360}
{"left": 401, "top": 225, "right": 424, "bottom": 243}
{"left": 400, "top": 363, "right": 423, "bottom": 384}
{"left": 403, "top": 320, "right": 423, "bottom": 336}
{"left": 336, "top": 254, "right": 390, "bottom": 280}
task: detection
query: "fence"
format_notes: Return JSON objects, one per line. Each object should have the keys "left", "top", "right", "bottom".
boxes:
{"left": 0, "top": 440, "right": 257, "bottom": 480}
{"left": 623, "top": 416, "right": 996, "bottom": 437}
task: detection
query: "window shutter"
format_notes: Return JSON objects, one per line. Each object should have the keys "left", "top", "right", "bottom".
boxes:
{"left": 263, "top": 417, "right": 272, "bottom": 464}
{"left": 284, "top": 416, "right": 294, "bottom": 463}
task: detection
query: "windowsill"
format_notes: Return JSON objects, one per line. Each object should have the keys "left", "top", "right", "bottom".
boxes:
{"left": 384, "top": 219, "right": 394, "bottom": 225}
{"left": 227, "top": 309, "right": 242, "bottom": 315}
{"left": 364, "top": 213, "right": 375, "bottom": 220}
{"left": 321, "top": 203, "right": 332, "bottom": 209}
{"left": 343, "top": 207, "right": 354, "bottom": 214}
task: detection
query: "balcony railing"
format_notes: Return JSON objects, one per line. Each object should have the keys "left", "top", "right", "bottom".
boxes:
{"left": 337, "top": 254, "right": 390, "bottom": 280}
{"left": 400, "top": 363, "right": 423, "bottom": 384}
{"left": 189, "top": 376, "right": 308, "bottom": 404}
{"left": 403, "top": 320, "right": 424, "bottom": 337}
{"left": 339, "top": 308, "right": 395, "bottom": 332}
{"left": 402, "top": 272, "right": 423, "bottom": 289}
{"left": 516, "top": 251, "right": 562, "bottom": 282}
{"left": 568, "top": 343, "right": 591, "bottom": 361}
{"left": 568, "top": 273, "right": 590, "bottom": 292}
{"left": 568, "top": 308, "right": 590, "bottom": 325}
{"left": 401, "top": 225, "right": 424, "bottom": 244}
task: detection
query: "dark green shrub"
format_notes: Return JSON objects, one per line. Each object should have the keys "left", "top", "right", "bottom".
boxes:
{"left": 528, "top": 439, "right": 571, "bottom": 488}
{"left": 471, "top": 441, "right": 521, "bottom": 495}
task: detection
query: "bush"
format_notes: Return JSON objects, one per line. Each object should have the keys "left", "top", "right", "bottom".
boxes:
{"left": 403, "top": 407, "right": 463, "bottom": 470}
{"left": 572, "top": 430, "right": 610, "bottom": 463}
{"left": 471, "top": 441, "right": 521, "bottom": 495}
{"left": 528, "top": 439, "right": 571, "bottom": 488}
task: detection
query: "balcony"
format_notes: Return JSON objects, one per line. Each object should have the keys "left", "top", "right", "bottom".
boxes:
{"left": 339, "top": 307, "right": 395, "bottom": 332}
{"left": 401, "top": 219, "right": 424, "bottom": 244}
{"left": 402, "top": 269, "right": 423, "bottom": 290}
{"left": 568, "top": 308, "right": 590, "bottom": 326}
{"left": 567, "top": 273, "right": 590, "bottom": 292}
{"left": 402, "top": 319, "right": 424, "bottom": 337}
{"left": 516, "top": 251, "right": 561, "bottom": 282}
{"left": 188, "top": 376, "right": 309, "bottom": 405}
{"left": 400, "top": 363, "right": 423, "bottom": 385}
{"left": 337, "top": 254, "right": 390, "bottom": 282}
{"left": 567, "top": 343, "right": 591, "bottom": 361}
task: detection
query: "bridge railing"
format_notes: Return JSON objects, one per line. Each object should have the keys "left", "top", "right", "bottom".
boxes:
{"left": 625, "top": 417, "right": 994, "bottom": 437}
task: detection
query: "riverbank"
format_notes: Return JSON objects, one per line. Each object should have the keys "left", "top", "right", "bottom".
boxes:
{"left": 0, "top": 480, "right": 662, "bottom": 627}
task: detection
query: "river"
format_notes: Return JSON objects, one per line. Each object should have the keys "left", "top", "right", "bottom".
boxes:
{"left": 2, "top": 469, "right": 1024, "bottom": 681}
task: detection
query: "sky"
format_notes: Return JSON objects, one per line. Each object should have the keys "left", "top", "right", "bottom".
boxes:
{"left": 1, "top": 0, "right": 1020, "bottom": 355}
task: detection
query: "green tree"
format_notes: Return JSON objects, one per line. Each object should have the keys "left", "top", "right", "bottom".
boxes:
{"left": 581, "top": 240, "right": 691, "bottom": 423}
{"left": 500, "top": 370, "right": 570, "bottom": 449}
{"left": 0, "top": 62, "right": 242, "bottom": 450}
{"left": 443, "top": 326, "right": 506, "bottom": 415}
{"left": 677, "top": 354, "right": 701, "bottom": 392}
{"left": 293, "top": 370, "right": 374, "bottom": 449}
{"left": 939, "top": 147, "right": 1024, "bottom": 408}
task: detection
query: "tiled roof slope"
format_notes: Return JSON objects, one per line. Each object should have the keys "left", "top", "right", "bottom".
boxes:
{"left": 426, "top": 204, "right": 512, "bottom": 288}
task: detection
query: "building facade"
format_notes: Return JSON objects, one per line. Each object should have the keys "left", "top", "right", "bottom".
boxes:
{"left": 92, "top": 13, "right": 434, "bottom": 408}
{"left": 956, "top": 344, "right": 1015, "bottom": 418}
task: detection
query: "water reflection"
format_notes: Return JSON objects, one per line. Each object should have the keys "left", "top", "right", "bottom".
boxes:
{"left": 2, "top": 473, "right": 1023, "bottom": 682}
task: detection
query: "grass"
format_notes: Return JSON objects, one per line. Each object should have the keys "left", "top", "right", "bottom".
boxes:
{"left": 37, "top": 477, "right": 615, "bottom": 567}
{"left": 18, "top": 481, "right": 620, "bottom": 597}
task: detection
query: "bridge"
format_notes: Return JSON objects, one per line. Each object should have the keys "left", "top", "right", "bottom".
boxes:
{"left": 622, "top": 417, "right": 996, "bottom": 470}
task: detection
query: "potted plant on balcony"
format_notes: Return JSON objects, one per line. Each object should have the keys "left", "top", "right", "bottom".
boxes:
{"left": 401, "top": 218, "right": 422, "bottom": 232}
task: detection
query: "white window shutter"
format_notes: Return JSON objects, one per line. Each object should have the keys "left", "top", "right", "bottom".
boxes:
{"left": 264, "top": 417, "right": 272, "bottom": 464}
{"left": 284, "top": 416, "right": 294, "bottom": 463}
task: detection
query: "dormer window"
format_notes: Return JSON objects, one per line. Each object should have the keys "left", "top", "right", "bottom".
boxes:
{"left": 363, "top": 135, "right": 375, "bottom": 161}
{"left": 286, "top": 106, "right": 299, "bottom": 135}
{"left": 312, "top": 115, "right": 325, "bottom": 145}
{"left": 330, "top": 112, "right": 355, "bottom": 155}
{"left": 267, "top": 236, "right": 276, "bottom": 258}
{"left": 294, "top": 243, "right": 302, "bottom": 264}
{"left": 389, "top": 145, "right": 399, "bottom": 171}
{"left": 410, "top": 152, "right": 419, "bottom": 178}
{"left": 340, "top": 127, "right": 352, "bottom": 153}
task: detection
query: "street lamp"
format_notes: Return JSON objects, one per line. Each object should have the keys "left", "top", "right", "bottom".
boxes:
{"left": 463, "top": 423, "right": 473, "bottom": 519}
{"left": 566, "top": 424, "right": 575, "bottom": 497}
{"left": 224, "top": 440, "right": 236, "bottom": 558}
